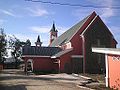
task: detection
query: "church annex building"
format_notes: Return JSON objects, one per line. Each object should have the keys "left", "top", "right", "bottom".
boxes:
{"left": 22, "top": 11, "right": 117, "bottom": 74}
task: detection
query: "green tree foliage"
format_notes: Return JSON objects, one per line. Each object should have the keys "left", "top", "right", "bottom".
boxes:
{"left": 8, "top": 36, "right": 31, "bottom": 68}
{"left": 8, "top": 36, "right": 21, "bottom": 68}
{"left": 0, "top": 28, "right": 7, "bottom": 63}
{"left": 25, "top": 39, "right": 31, "bottom": 46}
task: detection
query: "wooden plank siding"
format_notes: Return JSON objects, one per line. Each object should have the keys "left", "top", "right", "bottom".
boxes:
{"left": 84, "top": 17, "right": 115, "bottom": 73}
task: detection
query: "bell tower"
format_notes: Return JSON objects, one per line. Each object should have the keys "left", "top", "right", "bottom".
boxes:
{"left": 35, "top": 35, "right": 42, "bottom": 47}
{"left": 49, "top": 22, "right": 58, "bottom": 45}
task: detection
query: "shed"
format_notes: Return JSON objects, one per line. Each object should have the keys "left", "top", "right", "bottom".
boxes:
{"left": 92, "top": 48, "right": 120, "bottom": 89}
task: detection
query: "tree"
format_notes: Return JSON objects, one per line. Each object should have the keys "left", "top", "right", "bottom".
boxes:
{"left": 8, "top": 35, "right": 31, "bottom": 68}
{"left": 8, "top": 35, "right": 24, "bottom": 68}
{"left": 25, "top": 39, "right": 31, "bottom": 46}
{"left": 0, "top": 28, "right": 7, "bottom": 63}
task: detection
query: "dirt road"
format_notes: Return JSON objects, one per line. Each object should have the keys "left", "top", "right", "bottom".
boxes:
{"left": 0, "top": 69, "right": 91, "bottom": 90}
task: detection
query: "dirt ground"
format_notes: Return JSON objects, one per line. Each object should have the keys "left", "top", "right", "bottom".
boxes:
{"left": 0, "top": 69, "right": 91, "bottom": 90}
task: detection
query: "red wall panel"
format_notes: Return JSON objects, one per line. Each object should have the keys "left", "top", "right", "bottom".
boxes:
{"left": 22, "top": 57, "right": 54, "bottom": 71}
{"left": 108, "top": 54, "right": 120, "bottom": 89}
{"left": 59, "top": 51, "right": 73, "bottom": 72}
{"left": 71, "top": 33, "right": 83, "bottom": 55}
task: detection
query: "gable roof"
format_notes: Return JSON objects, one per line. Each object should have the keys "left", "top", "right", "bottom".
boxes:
{"left": 51, "top": 48, "right": 73, "bottom": 58}
{"left": 96, "top": 16, "right": 118, "bottom": 44}
{"left": 50, "top": 12, "right": 96, "bottom": 47}
{"left": 22, "top": 46, "right": 62, "bottom": 56}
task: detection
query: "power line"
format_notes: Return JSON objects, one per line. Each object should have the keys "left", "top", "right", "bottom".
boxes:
{"left": 25, "top": 0, "right": 120, "bottom": 9}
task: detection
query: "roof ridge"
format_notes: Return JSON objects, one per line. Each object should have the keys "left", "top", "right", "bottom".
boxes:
{"left": 66, "top": 11, "right": 97, "bottom": 42}
{"left": 50, "top": 11, "right": 97, "bottom": 47}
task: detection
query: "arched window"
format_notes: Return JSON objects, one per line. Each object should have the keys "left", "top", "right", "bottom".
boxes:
{"left": 26, "top": 59, "right": 33, "bottom": 71}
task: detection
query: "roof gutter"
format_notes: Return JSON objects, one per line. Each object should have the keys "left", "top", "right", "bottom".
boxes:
{"left": 92, "top": 47, "right": 120, "bottom": 55}
{"left": 22, "top": 55, "right": 51, "bottom": 58}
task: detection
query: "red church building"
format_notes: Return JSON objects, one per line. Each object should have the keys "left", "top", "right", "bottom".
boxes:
{"left": 22, "top": 11, "right": 117, "bottom": 74}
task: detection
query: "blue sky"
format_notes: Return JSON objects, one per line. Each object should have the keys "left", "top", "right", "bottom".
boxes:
{"left": 0, "top": 0, "right": 120, "bottom": 47}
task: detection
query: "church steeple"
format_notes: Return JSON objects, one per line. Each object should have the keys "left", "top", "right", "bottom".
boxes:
{"left": 50, "top": 22, "right": 58, "bottom": 32}
{"left": 49, "top": 22, "right": 58, "bottom": 45}
{"left": 35, "top": 35, "right": 42, "bottom": 47}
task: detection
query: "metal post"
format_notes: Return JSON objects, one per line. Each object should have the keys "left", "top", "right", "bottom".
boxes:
{"left": 105, "top": 54, "right": 109, "bottom": 87}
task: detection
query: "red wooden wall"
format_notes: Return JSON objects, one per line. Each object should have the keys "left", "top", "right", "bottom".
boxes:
{"left": 59, "top": 51, "right": 72, "bottom": 72}
{"left": 22, "top": 57, "right": 54, "bottom": 72}
{"left": 108, "top": 54, "right": 120, "bottom": 89}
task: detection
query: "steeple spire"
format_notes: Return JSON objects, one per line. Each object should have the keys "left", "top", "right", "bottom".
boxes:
{"left": 49, "top": 22, "right": 58, "bottom": 45}
{"left": 50, "top": 21, "right": 58, "bottom": 32}
{"left": 35, "top": 35, "right": 42, "bottom": 47}
{"left": 37, "top": 35, "right": 41, "bottom": 42}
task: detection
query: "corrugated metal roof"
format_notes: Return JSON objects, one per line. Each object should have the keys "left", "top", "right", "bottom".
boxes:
{"left": 22, "top": 46, "right": 62, "bottom": 56}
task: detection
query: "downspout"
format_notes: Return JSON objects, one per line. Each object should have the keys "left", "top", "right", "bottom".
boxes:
{"left": 80, "top": 35, "right": 85, "bottom": 73}
{"left": 31, "top": 60, "right": 33, "bottom": 71}
{"left": 80, "top": 15, "right": 98, "bottom": 73}
{"left": 58, "top": 59, "right": 60, "bottom": 73}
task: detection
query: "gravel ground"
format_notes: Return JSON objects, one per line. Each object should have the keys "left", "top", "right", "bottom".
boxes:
{"left": 0, "top": 69, "right": 91, "bottom": 90}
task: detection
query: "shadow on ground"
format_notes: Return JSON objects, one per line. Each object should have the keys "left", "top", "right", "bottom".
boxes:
{"left": 0, "top": 84, "right": 27, "bottom": 90}
{"left": 0, "top": 75, "right": 77, "bottom": 81}
{"left": 0, "top": 69, "right": 78, "bottom": 81}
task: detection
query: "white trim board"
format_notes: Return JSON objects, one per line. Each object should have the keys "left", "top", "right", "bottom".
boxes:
{"left": 92, "top": 48, "right": 120, "bottom": 55}
{"left": 71, "top": 55, "right": 83, "bottom": 58}
{"left": 22, "top": 55, "right": 50, "bottom": 58}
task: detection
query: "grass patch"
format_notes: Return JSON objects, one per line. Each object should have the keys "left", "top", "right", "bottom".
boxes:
{"left": 79, "top": 73, "right": 111, "bottom": 89}
{"left": 86, "top": 84, "right": 111, "bottom": 90}
{"left": 81, "top": 73, "right": 105, "bottom": 83}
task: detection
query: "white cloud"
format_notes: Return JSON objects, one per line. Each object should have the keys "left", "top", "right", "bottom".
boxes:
{"left": 7, "top": 33, "right": 36, "bottom": 46}
{"left": 8, "top": 25, "right": 69, "bottom": 47}
{"left": 14, "top": 33, "right": 50, "bottom": 46}
{"left": 26, "top": 7, "right": 49, "bottom": 17}
{"left": 28, "top": 25, "right": 69, "bottom": 46}
{"left": 8, "top": 34, "right": 33, "bottom": 41}
{"left": 0, "top": 5, "right": 52, "bottom": 18}
{"left": 73, "top": 0, "right": 115, "bottom": 19}
{"left": 97, "top": 0, "right": 114, "bottom": 18}
{"left": 99, "top": 0, "right": 114, "bottom": 18}
{"left": 100, "top": 8, "right": 113, "bottom": 18}
{"left": 29, "top": 25, "right": 68, "bottom": 34}
{"left": 30, "top": 26, "right": 50, "bottom": 33}
{"left": 0, "top": 9, "right": 16, "bottom": 17}
{"left": 73, "top": 9, "right": 93, "bottom": 19}
{"left": 0, "top": 9, "right": 22, "bottom": 18}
